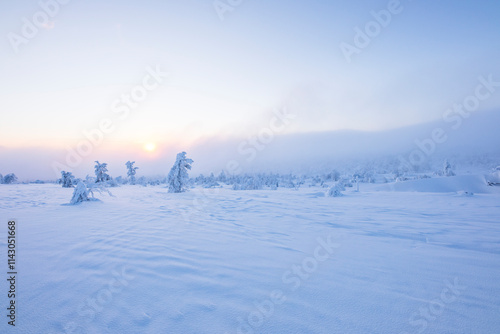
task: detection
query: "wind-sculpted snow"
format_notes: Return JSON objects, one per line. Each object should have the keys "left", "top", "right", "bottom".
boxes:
{"left": 0, "top": 183, "right": 499, "bottom": 333}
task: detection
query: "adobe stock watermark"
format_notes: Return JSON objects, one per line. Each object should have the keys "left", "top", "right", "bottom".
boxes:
{"left": 225, "top": 107, "right": 296, "bottom": 175}
{"left": 400, "top": 277, "right": 466, "bottom": 334}
{"left": 399, "top": 74, "right": 500, "bottom": 169}
{"left": 51, "top": 65, "right": 168, "bottom": 177}
{"left": 7, "top": 0, "right": 71, "bottom": 54}
{"left": 228, "top": 234, "right": 340, "bottom": 334}
{"left": 64, "top": 265, "right": 135, "bottom": 334}
{"left": 340, "top": 0, "right": 407, "bottom": 63}
{"left": 213, "top": 0, "right": 244, "bottom": 21}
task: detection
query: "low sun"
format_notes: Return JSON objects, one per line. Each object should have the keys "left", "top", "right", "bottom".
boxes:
{"left": 144, "top": 142, "right": 157, "bottom": 152}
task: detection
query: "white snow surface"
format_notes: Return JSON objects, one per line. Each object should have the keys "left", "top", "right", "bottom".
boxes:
{"left": 1, "top": 177, "right": 500, "bottom": 333}
{"left": 373, "top": 175, "right": 497, "bottom": 194}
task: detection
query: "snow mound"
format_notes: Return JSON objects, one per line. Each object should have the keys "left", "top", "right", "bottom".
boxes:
{"left": 455, "top": 190, "right": 474, "bottom": 197}
{"left": 373, "top": 175, "right": 500, "bottom": 194}
{"left": 307, "top": 191, "right": 326, "bottom": 198}
{"left": 485, "top": 171, "right": 500, "bottom": 186}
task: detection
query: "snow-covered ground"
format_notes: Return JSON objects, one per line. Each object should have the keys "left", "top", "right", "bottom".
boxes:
{"left": 1, "top": 176, "right": 500, "bottom": 333}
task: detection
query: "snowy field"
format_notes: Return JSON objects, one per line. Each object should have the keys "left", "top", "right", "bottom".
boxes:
{"left": 1, "top": 178, "right": 500, "bottom": 334}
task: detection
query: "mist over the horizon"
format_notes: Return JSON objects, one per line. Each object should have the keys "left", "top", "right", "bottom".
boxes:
{"left": 2, "top": 109, "right": 499, "bottom": 181}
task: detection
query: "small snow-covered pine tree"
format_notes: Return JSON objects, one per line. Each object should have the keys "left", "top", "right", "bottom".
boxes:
{"left": 167, "top": 152, "right": 194, "bottom": 193}
{"left": 94, "top": 161, "right": 111, "bottom": 183}
{"left": 217, "top": 170, "right": 227, "bottom": 184}
{"left": 125, "top": 161, "right": 139, "bottom": 184}
{"left": 327, "top": 182, "right": 344, "bottom": 197}
{"left": 3, "top": 173, "right": 18, "bottom": 184}
{"left": 60, "top": 171, "right": 76, "bottom": 188}
{"left": 443, "top": 160, "right": 455, "bottom": 177}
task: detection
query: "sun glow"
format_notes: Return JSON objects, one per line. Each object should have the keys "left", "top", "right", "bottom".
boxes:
{"left": 144, "top": 142, "right": 157, "bottom": 152}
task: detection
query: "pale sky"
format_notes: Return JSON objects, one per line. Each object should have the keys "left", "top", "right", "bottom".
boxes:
{"left": 0, "top": 0, "right": 499, "bottom": 179}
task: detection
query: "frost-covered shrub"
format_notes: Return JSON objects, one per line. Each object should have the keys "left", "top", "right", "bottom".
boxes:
{"left": 337, "top": 181, "right": 346, "bottom": 191}
{"left": 167, "top": 152, "right": 193, "bottom": 193}
{"left": 309, "top": 176, "right": 321, "bottom": 187}
{"left": 244, "top": 177, "right": 263, "bottom": 190}
{"left": 85, "top": 175, "right": 96, "bottom": 184}
{"left": 3, "top": 173, "right": 18, "bottom": 184}
{"left": 70, "top": 181, "right": 91, "bottom": 204}
{"left": 204, "top": 179, "right": 220, "bottom": 188}
{"left": 325, "top": 170, "right": 340, "bottom": 181}
{"left": 340, "top": 177, "right": 353, "bottom": 188}
{"left": 282, "top": 179, "right": 297, "bottom": 189}
{"left": 136, "top": 176, "right": 148, "bottom": 187}
{"left": 148, "top": 179, "right": 161, "bottom": 186}
{"left": 114, "top": 176, "right": 128, "bottom": 185}
{"left": 193, "top": 172, "right": 223, "bottom": 188}
{"left": 69, "top": 181, "right": 113, "bottom": 204}
{"left": 106, "top": 177, "right": 119, "bottom": 187}
{"left": 326, "top": 183, "right": 344, "bottom": 197}
{"left": 352, "top": 170, "right": 374, "bottom": 183}
{"left": 202, "top": 173, "right": 220, "bottom": 188}
{"left": 232, "top": 178, "right": 257, "bottom": 190}
{"left": 60, "top": 171, "right": 75, "bottom": 188}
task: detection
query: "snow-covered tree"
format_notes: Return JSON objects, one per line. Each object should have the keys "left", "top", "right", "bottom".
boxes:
{"left": 136, "top": 176, "right": 147, "bottom": 187}
{"left": 69, "top": 180, "right": 113, "bottom": 204}
{"left": 217, "top": 170, "right": 227, "bottom": 184}
{"left": 326, "top": 170, "right": 340, "bottom": 181}
{"left": 85, "top": 174, "right": 96, "bottom": 184}
{"left": 326, "top": 182, "right": 345, "bottom": 197}
{"left": 114, "top": 176, "right": 127, "bottom": 185}
{"left": 443, "top": 160, "right": 455, "bottom": 177}
{"left": 0, "top": 174, "right": 3, "bottom": 184}
{"left": 338, "top": 177, "right": 353, "bottom": 189}
{"left": 70, "top": 181, "right": 90, "bottom": 204}
{"left": 3, "top": 173, "right": 18, "bottom": 184}
{"left": 125, "top": 161, "right": 139, "bottom": 184}
{"left": 167, "top": 152, "right": 194, "bottom": 193}
{"left": 60, "top": 171, "right": 75, "bottom": 188}
{"left": 106, "top": 177, "right": 119, "bottom": 187}
{"left": 94, "top": 161, "right": 111, "bottom": 183}
{"left": 203, "top": 172, "right": 219, "bottom": 188}
{"left": 232, "top": 176, "right": 263, "bottom": 190}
